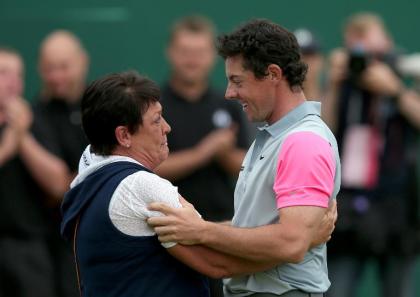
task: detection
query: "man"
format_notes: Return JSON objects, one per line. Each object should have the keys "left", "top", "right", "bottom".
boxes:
{"left": 19, "top": 30, "right": 89, "bottom": 297}
{"left": 29, "top": 30, "right": 89, "bottom": 201}
{"left": 148, "top": 19, "right": 341, "bottom": 297}
{"left": 0, "top": 48, "right": 29, "bottom": 165}
{"left": 294, "top": 28, "right": 324, "bottom": 101}
{"left": 322, "top": 13, "right": 419, "bottom": 297}
{"left": 0, "top": 48, "right": 58, "bottom": 297}
{"left": 156, "top": 16, "right": 250, "bottom": 296}
{"left": 156, "top": 15, "right": 249, "bottom": 221}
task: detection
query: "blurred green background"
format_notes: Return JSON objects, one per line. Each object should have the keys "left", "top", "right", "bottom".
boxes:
{"left": 1, "top": 1, "right": 419, "bottom": 296}
{"left": 1, "top": 0, "right": 419, "bottom": 99}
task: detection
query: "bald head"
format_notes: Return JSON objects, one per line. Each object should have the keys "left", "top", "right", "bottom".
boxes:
{"left": 39, "top": 30, "right": 89, "bottom": 101}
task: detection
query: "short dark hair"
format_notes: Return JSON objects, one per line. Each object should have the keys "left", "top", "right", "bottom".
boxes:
{"left": 217, "top": 19, "right": 307, "bottom": 89}
{"left": 168, "top": 15, "right": 215, "bottom": 44}
{"left": 81, "top": 71, "right": 160, "bottom": 155}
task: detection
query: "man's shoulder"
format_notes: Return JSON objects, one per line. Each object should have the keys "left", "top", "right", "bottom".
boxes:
{"left": 293, "top": 115, "right": 335, "bottom": 139}
{"left": 159, "top": 83, "right": 172, "bottom": 100}
{"left": 32, "top": 97, "right": 70, "bottom": 116}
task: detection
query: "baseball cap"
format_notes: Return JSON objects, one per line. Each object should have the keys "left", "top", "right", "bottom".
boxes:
{"left": 294, "top": 28, "right": 321, "bottom": 55}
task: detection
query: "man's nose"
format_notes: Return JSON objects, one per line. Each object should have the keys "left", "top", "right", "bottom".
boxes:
{"left": 225, "top": 84, "right": 237, "bottom": 100}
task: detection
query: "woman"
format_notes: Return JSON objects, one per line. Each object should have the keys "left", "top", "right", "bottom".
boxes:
{"left": 61, "top": 71, "right": 214, "bottom": 297}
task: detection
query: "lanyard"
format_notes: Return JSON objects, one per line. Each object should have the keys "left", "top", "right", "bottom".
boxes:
{"left": 73, "top": 216, "right": 82, "bottom": 297}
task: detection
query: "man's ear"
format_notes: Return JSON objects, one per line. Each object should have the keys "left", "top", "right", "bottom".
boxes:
{"left": 267, "top": 64, "right": 283, "bottom": 81}
{"left": 115, "top": 126, "right": 131, "bottom": 148}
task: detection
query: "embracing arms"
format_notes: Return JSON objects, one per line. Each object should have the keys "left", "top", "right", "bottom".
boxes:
{"left": 149, "top": 197, "right": 337, "bottom": 277}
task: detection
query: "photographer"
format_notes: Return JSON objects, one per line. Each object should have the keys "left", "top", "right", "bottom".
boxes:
{"left": 323, "top": 12, "right": 420, "bottom": 297}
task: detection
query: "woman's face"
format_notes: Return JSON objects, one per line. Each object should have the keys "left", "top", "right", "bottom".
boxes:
{"left": 128, "top": 101, "right": 171, "bottom": 169}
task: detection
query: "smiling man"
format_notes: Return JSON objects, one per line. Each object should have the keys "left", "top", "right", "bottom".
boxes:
{"left": 148, "top": 19, "right": 341, "bottom": 297}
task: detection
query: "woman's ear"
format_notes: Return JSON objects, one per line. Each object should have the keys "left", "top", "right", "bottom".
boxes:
{"left": 115, "top": 126, "right": 131, "bottom": 148}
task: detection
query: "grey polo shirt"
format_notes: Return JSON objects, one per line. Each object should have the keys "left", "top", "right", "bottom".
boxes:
{"left": 223, "top": 101, "right": 341, "bottom": 296}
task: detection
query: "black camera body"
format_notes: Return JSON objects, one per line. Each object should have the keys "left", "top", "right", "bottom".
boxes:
{"left": 347, "top": 49, "right": 399, "bottom": 84}
{"left": 348, "top": 51, "right": 369, "bottom": 82}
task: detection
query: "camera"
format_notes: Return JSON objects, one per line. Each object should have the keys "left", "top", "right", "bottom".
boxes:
{"left": 348, "top": 51, "right": 369, "bottom": 83}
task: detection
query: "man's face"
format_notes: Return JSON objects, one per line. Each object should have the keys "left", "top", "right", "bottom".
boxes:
{"left": 346, "top": 23, "right": 391, "bottom": 55}
{"left": 39, "top": 41, "right": 87, "bottom": 100}
{"left": 130, "top": 102, "right": 171, "bottom": 169}
{"left": 0, "top": 53, "right": 23, "bottom": 106}
{"left": 167, "top": 30, "right": 215, "bottom": 84}
{"left": 224, "top": 55, "right": 276, "bottom": 123}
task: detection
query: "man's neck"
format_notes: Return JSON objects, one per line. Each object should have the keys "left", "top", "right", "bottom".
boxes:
{"left": 43, "top": 85, "right": 85, "bottom": 103}
{"left": 169, "top": 76, "right": 208, "bottom": 103}
{"left": 65, "top": 85, "right": 85, "bottom": 103}
{"left": 267, "top": 87, "right": 307, "bottom": 125}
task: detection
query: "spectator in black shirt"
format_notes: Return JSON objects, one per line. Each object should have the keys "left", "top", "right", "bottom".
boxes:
{"left": 323, "top": 13, "right": 420, "bottom": 297}
{"left": 155, "top": 15, "right": 250, "bottom": 297}
{"left": 0, "top": 47, "right": 58, "bottom": 297}
{"left": 28, "top": 30, "right": 89, "bottom": 297}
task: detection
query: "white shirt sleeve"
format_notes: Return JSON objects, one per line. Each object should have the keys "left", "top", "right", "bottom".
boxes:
{"left": 109, "top": 171, "right": 181, "bottom": 248}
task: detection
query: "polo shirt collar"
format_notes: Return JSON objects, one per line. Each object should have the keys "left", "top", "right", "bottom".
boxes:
{"left": 259, "top": 101, "right": 321, "bottom": 137}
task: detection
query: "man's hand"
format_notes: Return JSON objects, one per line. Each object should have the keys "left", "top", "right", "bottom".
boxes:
{"left": 311, "top": 199, "right": 338, "bottom": 247}
{"left": 6, "top": 97, "right": 33, "bottom": 136}
{"left": 361, "top": 62, "right": 402, "bottom": 96}
{"left": 327, "top": 49, "right": 348, "bottom": 88}
{"left": 196, "top": 127, "right": 237, "bottom": 160}
{"left": 0, "top": 97, "right": 33, "bottom": 165}
{"left": 147, "top": 197, "right": 206, "bottom": 245}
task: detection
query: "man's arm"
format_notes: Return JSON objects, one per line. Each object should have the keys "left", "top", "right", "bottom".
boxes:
{"left": 215, "top": 105, "right": 249, "bottom": 175}
{"left": 167, "top": 244, "right": 282, "bottom": 279}
{"left": 19, "top": 133, "right": 74, "bottom": 201}
{"left": 197, "top": 206, "right": 327, "bottom": 263}
{"left": 148, "top": 199, "right": 336, "bottom": 264}
{"left": 361, "top": 61, "right": 420, "bottom": 128}
{"left": 215, "top": 148, "right": 246, "bottom": 175}
{"left": 155, "top": 128, "right": 236, "bottom": 181}
{"left": 322, "top": 48, "right": 348, "bottom": 132}
{"left": 397, "top": 90, "right": 420, "bottom": 129}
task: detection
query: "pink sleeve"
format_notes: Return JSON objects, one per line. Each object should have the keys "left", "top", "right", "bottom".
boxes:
{"left": 274, "top": 131, "right": 336, "bottom": 209}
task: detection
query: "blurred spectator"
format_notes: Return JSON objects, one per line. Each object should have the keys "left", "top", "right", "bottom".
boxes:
{"left": 155, "top": 15, "right": 249, "bottom": 297}
{"left": 33, "top": 30, "right": 88, "bottom": 195}
{"left": 0, "top": 48, "right": 58, "bottom": 297}
{"left": 0, "top": 48, "right": 29, "bottom": 166}
{"left": 323, "top": 12, "right": 420, "bottom": 297}
{"left": 295, "top": 28, "right": 325, "bottom": 100}
{"left": 26, "top": 30, "right": 89, "bottom": 297}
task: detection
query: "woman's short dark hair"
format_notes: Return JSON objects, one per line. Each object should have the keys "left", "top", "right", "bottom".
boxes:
{"left": 217, "top": 19, "right": 308, "bottom": 89}
{"left": 81, "top": 71, "right": 160, "bottom": 155}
